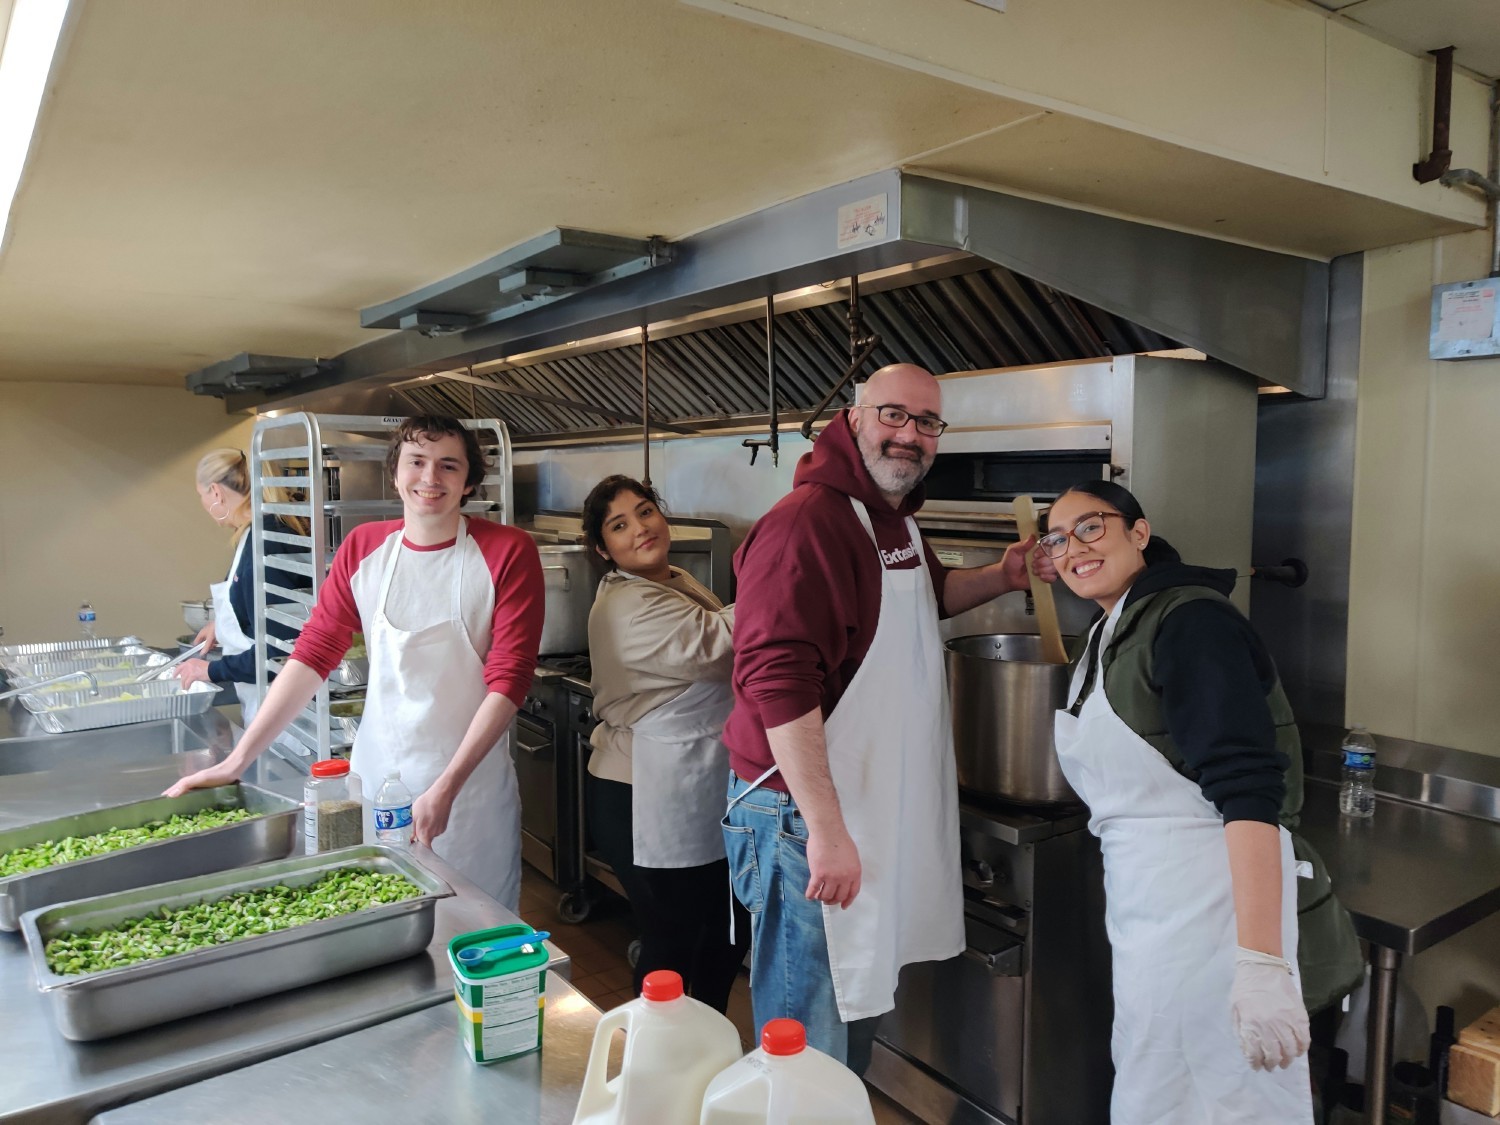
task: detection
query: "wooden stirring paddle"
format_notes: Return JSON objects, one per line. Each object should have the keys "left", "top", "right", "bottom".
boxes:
{"left": 1012, "top": 495, "right": 1069, "bottom": 664}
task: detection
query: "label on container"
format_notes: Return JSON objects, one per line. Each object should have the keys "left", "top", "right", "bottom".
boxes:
{"left": 475, "top": 973, "right": 542, "bottom": 1060}
{"left": 303, "top": 802, "right": 318, "bottom": 854}
{"left": 374, "top": 805, "right": 413, "bottom": 830}
{"left": 1342, "top": 749, "right": 1375, "bottom": 770}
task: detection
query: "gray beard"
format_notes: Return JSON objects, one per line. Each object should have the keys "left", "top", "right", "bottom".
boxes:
{"left": 861, "top": 441, "right": 929, "bottom": 497}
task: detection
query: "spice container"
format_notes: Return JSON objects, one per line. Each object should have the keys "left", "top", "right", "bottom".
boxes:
{"left": 449, "top": 924, "right": 549, "bottom": 1064}
{"left": 303, "top": 760, "right": 362, "bottom": 854}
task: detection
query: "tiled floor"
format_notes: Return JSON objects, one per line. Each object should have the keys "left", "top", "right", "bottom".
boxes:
{"left": 519, "top": 864, "right": 921, "bottom": 1123}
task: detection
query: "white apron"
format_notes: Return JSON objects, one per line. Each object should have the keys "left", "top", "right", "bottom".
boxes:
{"left": 631, "top": 678, "right": 735, "bottom": 869}
{"left": 210, "top": 532, "right": 260, "bottom": 724}
{"left": 350, "top": 518, "right": 522, "bottom": 910}
{"left": 1053, "top": 600, "right": 1312, "bottom": 1125}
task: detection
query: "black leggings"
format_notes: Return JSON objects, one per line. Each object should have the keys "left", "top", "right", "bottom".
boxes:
{"left": 586, "top": 773, "right": 750, "bottom": 1014}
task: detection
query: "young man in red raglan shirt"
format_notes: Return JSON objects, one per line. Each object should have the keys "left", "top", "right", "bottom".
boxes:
{"left": 170, "top": 416, "right": 544, "bottom": 909}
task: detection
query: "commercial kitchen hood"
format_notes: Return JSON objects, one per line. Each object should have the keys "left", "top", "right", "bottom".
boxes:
{"left": 197, "top": 170, "right": 1332, "bottom": 420}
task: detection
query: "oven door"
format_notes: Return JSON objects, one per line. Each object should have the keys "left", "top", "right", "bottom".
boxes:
{"left": 877, "top": 909, "right": 1026, "bottom": 1123}
{"left": 512, "top": 711, "right": 557, "bottom": 879}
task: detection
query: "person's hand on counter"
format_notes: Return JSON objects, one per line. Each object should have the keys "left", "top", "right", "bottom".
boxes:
{"left": 164, "top": 759, "right": 245, "bottom": 798}
{"left": 173, "top": 659, "right": 213, "bottom": 687}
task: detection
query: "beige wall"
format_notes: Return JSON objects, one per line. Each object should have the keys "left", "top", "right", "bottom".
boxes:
{"left": 0, "top": 382, "right": 254, "bottom": 648}
{"left": 1348, "top": 230, "right": 1500, "bottom": 753}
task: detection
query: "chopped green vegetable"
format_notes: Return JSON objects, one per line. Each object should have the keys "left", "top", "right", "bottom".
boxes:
{"left": 0, "top": 808, "right": 253, "bottom": 878}
{"left": 43, "top": 868, "right": 421, "bottom": 976}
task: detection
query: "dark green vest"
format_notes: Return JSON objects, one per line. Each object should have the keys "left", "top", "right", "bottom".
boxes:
{"left": 1078, "top": 586, "right": 1363, "bottom": 1015}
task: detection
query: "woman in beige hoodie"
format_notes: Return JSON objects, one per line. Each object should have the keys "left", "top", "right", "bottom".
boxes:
{"left": 582, "top": 475, "right": 749, "bottom": 1012}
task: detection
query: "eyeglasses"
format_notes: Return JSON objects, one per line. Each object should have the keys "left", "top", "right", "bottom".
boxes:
{"left": 854, "top": 403, "right": 949, "bottom": 437}
{"left": 1037, "top": 512, "right": 1126, "bottom": 558}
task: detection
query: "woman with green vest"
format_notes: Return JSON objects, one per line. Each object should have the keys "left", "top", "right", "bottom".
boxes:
{"left": 1042, "top": 480, "right": 1360, "bottom": 1125}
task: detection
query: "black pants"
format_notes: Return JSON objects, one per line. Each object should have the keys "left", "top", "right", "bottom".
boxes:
{"left": 586, "top": 773, "right": 751, "bottom": 1014}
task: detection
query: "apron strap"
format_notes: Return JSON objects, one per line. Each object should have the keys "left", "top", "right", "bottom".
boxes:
{"left": 1068, "top": 622, "right": 1107, "bottom": 715}
{"left": 724, "top": 762, "right": 784, "bottom": 946}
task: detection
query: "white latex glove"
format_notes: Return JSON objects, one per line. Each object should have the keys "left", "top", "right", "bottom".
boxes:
{"left": 1230, "top": 947, "right": 1311, "bottom": 1071}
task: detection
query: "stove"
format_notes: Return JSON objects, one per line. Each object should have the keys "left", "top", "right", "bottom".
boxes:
{"left": 512, "top": 656, "right": 592, "bottom": 913}
{"left": 866, "top": 797, "right": 1113, "bottom": 1125}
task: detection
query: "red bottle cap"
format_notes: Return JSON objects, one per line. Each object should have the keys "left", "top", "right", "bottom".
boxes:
{"left": 641, "top": 970, "right": 683, "bottom": 1001}
{"left": 761, "top": 1018, "right": 806, "bottom": 1055}
{"left": 310, "top": 759, "right": 351, "bottom": 777}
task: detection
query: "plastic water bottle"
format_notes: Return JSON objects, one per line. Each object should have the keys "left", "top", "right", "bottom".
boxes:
{"left": 1339, "top": 724, "right": 1377, "bottom": 818}
{"left": 78, "top": 603, "right": 96, "bottom": 639}
{"left": 373, "top": 770, "right": 414, "bottom": 847}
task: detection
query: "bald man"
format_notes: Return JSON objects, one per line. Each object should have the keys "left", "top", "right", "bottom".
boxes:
{"left": 722, "top": 364, "right": 1055, "bottom": 1071}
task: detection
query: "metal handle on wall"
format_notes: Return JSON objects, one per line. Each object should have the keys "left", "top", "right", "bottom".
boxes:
{"left": 541, "top": 565, "right": 572, "bottom": 591}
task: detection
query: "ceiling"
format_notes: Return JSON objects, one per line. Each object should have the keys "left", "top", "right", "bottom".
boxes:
{"left": 1306, "top": 0, "right": 1500, "bottom": 79}
{"left": 0, "top": 0, "right": 1035, "bottom": 387}
{"left": 0, "top": 0, "right": 1493, "bottom": 392}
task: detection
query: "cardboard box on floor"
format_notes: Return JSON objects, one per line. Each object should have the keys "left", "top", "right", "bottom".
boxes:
{"left": 1447, "top": 1005, "right": 1500, "bottom": 1117}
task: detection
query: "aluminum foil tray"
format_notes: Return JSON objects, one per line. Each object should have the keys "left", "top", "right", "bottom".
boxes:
{"left": 21, "top": 845, "right": 453, "bottom": 1041}
{"left": 5, "top": 649, "right": 168, "bottom": 684}
{"left": 19, "top": 680, "right": 218, "bottom": 734}
{"left": 0, "top": 783, "right": 301, "bottom": 930}
{"left": 0, "top": 636, "right": 145, "bottom": 668}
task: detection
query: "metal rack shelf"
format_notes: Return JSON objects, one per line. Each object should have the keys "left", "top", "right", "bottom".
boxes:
{"left": 249, "top": 413, "right": 515, "bottom": 762}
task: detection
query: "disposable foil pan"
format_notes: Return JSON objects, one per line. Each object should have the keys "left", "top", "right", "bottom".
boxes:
{"left": 7, "top": 651, "right": 170, "bottom": 687}
{"left": 0, "top": 783, "right": 301, "bottom": 930}
{"left": 21, "top": 845, "right": 452, "bottom": 1041}
{"left": 6, "top": 649, "right": 168, "bottom": 684}
{"left": 19, "top": 680, "right": 218, "bottom": 734}
{"left": 0, "top": 636, "right": 145, "bottom": 667}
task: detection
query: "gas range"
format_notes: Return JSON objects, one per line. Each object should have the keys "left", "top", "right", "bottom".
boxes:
{"left": 513, "top": 654, "right": 597, "bottom": 920}
{"left": 867, "top": 793, "right": 1112, "bottom": 1125}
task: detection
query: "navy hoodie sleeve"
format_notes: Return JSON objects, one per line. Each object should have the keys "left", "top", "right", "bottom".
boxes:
{"left": 209, "top": 519, "right": 306, "bottom": 685}
{"left": 1151, "top": 600, "right": 1287, "bottom": 826}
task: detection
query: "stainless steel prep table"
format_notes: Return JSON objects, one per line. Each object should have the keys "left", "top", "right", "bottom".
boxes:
{"left": 0, "top": 718, "right": 567, "bottom": 1124}
{"left": 88, "top": 971, "right": 609, "bottom": 1125}
{"left": 1299, "top": 778, "right": 1500, "bottom": 1125}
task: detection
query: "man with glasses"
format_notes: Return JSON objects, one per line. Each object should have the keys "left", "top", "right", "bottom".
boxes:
{"left": 723, "top": 363, "right": 1055, "bottom": 1072}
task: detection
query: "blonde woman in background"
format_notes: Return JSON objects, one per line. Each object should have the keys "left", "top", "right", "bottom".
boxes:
{"left": 175, "top": 449, "right": 308, "bottom": 723}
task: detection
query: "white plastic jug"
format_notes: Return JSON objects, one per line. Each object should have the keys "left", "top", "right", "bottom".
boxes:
{"left": 699, "top": 1018, "right": 876, "bottom": 1125}
{"left": 573, "top": 970, "right": 743, "bottom": 1125}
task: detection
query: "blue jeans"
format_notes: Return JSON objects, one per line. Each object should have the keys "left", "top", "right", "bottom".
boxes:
{"left": 722, "top": 771, "right": 880, "bottom": 1074}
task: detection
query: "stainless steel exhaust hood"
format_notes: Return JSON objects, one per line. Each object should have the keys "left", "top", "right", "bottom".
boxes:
{"left": 205, "top": 170, "right": 1330, "bottom": 421}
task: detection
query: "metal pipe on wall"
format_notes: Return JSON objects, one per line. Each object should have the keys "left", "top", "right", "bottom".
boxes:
{"left": 1413, "top": 47, "right": 1456, "bottom": 184}
{"left": 640, "top": 326, "right": 651, "bottom": 487}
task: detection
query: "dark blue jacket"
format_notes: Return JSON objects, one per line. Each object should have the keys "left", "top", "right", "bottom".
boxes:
{"left": 208, "top": 517, "right": 308, "bottom": 686}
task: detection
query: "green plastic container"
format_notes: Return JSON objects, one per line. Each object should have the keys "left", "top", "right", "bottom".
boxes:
{"left": 448, "top": 923, "right": 548, "bottom": 1064}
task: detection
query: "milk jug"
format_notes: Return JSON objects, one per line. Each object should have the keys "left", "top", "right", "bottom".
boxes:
{"left": 699, "top": 1018, "right": 876, "bottom": 1125}
{"left": 573, "top": 970, "right": 742, "bottom": 1125}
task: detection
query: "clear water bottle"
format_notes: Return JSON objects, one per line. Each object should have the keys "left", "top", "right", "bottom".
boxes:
{"left": 373, "top": 770, "right": 414, "bottom": 847}
{"left": 1339, "top": 724, "right": 1378, "bottom": 818}
{"left": 78, "top": 603, "right": 96, "bottom": 639}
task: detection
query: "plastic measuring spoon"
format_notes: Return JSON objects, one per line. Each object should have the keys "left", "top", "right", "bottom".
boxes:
{"left": 456, "top": 931, "right": 550, "bottom": 967}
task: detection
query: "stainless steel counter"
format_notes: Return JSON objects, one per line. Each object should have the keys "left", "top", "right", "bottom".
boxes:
{"left": 89, "top": 971, "right": 611, "bottom": 1125}
{"left": 0, "top": 714, "right": 568, "bottom": 1124}
{"left": 1298, "top": 773, "right": 1500, "bottom": 1125}
{"left": 1298, "top": 778, "right": 1500, "bottom": 955}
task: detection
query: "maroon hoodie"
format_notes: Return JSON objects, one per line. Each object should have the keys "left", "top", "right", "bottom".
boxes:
{"left": 723, "top": 410, "right": 949, "bottom": 790}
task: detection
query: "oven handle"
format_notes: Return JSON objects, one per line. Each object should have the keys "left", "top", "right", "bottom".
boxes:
{"left": 961, "top": 916, "right": 1024, "bottom": 977}
{"left": 541, "top": 565, "right": 572, "bottom": 590}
